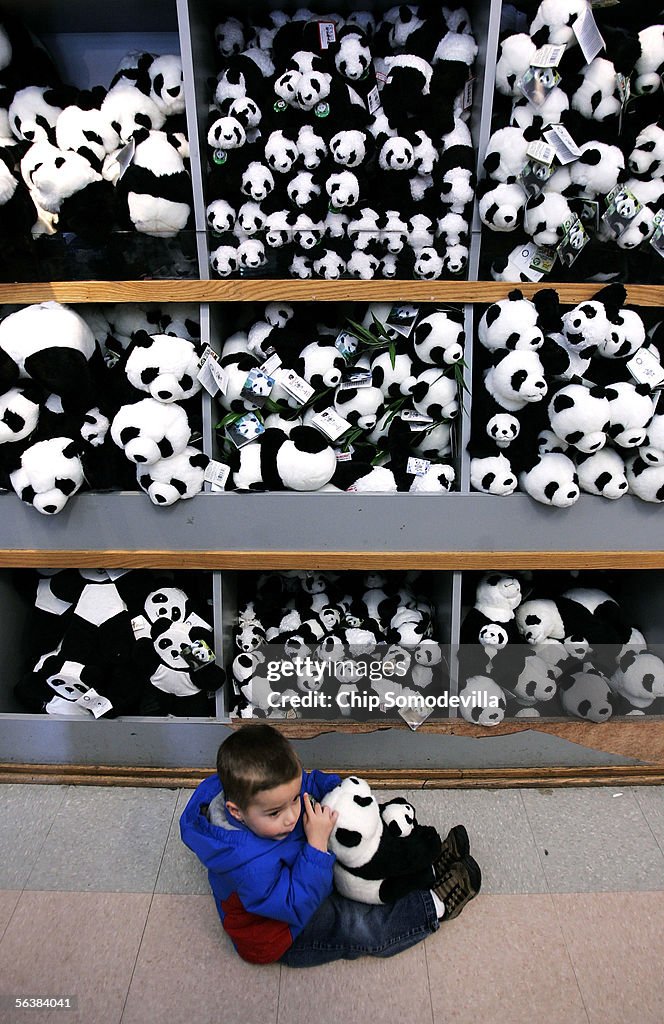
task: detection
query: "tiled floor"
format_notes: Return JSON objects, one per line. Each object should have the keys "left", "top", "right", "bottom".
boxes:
{"left": 1, "top": 783, "right": 663, "bottom": 1024}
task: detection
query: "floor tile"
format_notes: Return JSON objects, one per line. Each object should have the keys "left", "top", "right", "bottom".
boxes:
{"left": 393, "top": 787, "right": 547, "bottom": 894}
{"left": 155, "top": 789, "right": 210, "bottom": 895}
{"left": 25, "top": 787, "right": 178, "bottom": 893}
{"left": 0, "top": 890, "right": 150, "bottom": 1024}
{"left": 278, "top": 940, "right": 433, "bottom": 1024}
{"left": 554, "top": 892, "right": 664, "bottom": 1024}
{"left": 0, "top": 784, "right": 67, "bottom": 888}
{"left": 426, "top": 894, "right": 589, "bottom": 1024}
{"left": 521, "top": 788, "right": 664, "bottom": 893}
{"left": 0, "top": 890, "right": 20, "bottom": 941}
{"left": 121, "top": 894, "right": 279, "bottom": 1024}
{"left": 630, "top": 786, "right": 664, "bottom": 856}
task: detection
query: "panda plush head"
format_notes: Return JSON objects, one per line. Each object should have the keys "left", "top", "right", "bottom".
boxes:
{"left": 495, "top": 33, "right": 537, "bottom": 96}
{"left": 334, "top": 383, "right": 385, "bottom": 431}
{"left": 329, "top": 129, "right": 370, "bottom": 169}
{"left": 486, "top": 413, "right": 520, "bottom": 449}
{"left": 9, "top": 85, "right": 63, "bottom": 143}
{"left": 568, "top": 142, "right": 625, "bottom": 198}
{"left": 529, "top": 0, "right": 586, "bottom": 47}
{"left": 523, "top": 192, "right": 571, "bottom": 247}
{"left": 10, "top": 436, "right": 85, "bottom": 514}
{"left": 479, "top": 291, "right": 543, "bottom": 353}
{"left": 148, "top": 54, "right": 185, "bottom": 117}
{"left": 629, "top": 123, "right": 664, "bottom": 178}
{"left": 412, "top": 310, "right": 465, "bottom": 366}
{"left": 519, "top": 451, "right": 580, "bottom": 508}
{"left": 470, "top": 451, "right": 518, "bottom": 495}
{"left": 560, "top": 667, "right": 614, "bottom": 722}
{"left": 287, "top": 170, "right": 321, "bottom": 209}
{"left": 484, "top": 350, "right": 547, "bottom": 412}
{"left": 610, "top": 649, "right": 664, "bottom": 709}
{"left": 101, "top": 84, "right": 165, "bottom": 142}
{"left": 547, "top": 383, "right": 610, "bottom": 454}
{"left": 634, "top": 24, "right": 664, "bottom": 96}
{"left": 207, "top": 199, "right": 236, "bottom": 234}
{"left": 576, "top": 448, "right": 628, "bottom": 500}
{"left": 110, "top": 398, "right": 190, "bottom": 465}
{"left": 458, "top": 675, "right": 507, "bottom": 726}
{"left": 595, "top": 307, "right": 646, "bottom": 360}
{"left": 144, "top": 586, "right": 189, "bottom": 623}
{"left": 477, "top": 180, "right": 526, "bottom": 232}
{"left": 210, "top": 242, "right": 239, "bottom": 278}
{"left": 137, "top": 446, "right": 208, "bottom": 506}
{"left": 411, "top": 368, "right": 458, "bottom": 421}
{"left": 238, "top": 238, "right": 267, "bottom": 272}
{"left": 0, "top": 384, "right": 42, "bottom": 450}
{"left": 240, "top": 161, "right": 274, "bottom": 203}
{"left": 571, "top": 57, "right": 622, "bottom": 122}
{"left": 515, "top": 597, "right": 565, "bottom": 644}
{"left": 605, "top": 382, "right": 656, "bottom": 449}
{"left": 326, "top": 170, "right": 361, "bottom": 210}
{"left": 626, "top": 454, "right": 664, "bottom": 503}
{"left": 124, "top": 332, "right": 201, "bottom": 403}
{"left": 334, "top": 26, "right": 372, "bottom": 81}
{"left": 503, "top": 652, "right": 558, "bottom": 707}
{"left": 215, "top": 16, "right": 246, "bottom": 58}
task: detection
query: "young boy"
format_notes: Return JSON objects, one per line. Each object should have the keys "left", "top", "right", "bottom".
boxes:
{"left": 180, "top": 724, "right": 480, "bottom": 968}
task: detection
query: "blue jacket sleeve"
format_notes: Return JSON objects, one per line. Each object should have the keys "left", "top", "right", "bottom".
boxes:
{"left": 235, "top": 843, "right": 335, "bottom": 930}
{"left": 302, "top": 769, "right": 342, "bottom": 800}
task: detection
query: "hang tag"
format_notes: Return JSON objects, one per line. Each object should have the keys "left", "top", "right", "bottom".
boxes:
{"left": 115, "top": 138, "right": 135, "bottom": 179}
{"left": 226, "top": 412, "right": 265, "bottom": 448}
{"left": 260, "top": 353, "right": 282, "bottom": 376}
{"left": 398, "top": 701, "right": 435, "bottom": 731}
{"left": 318, "top": 21, "right": 337, "bottom": 49}
{"left": 529, "top": 244, "right": 557, "bottom": 275}
{"left": 338, "top": 369, "right": 373, "bottom": 390}
{"left": 569, "top": 196, "right": 601, "bottom": 233}
{"left": 526, "top": 140, "right": 555, "bottom": 165}
{"left": 336, "top": 448, "right": 354, "bottom": 461}
{"left": 462, "top": 77, "right": 474, "bottom": 110}
{"left": 543, "top": 124, "right": 582, "bottom": 164}
{"left": 574, "top": 5, "right": 605, "bottom": 64}
{"left": 279, "top": 368, "right": 315, "bottom": 405}
{"left": 531, "top": 44, "right": 566, "bottom": 67}
{"left": 336, "top": 330, "right": 359, "bottom": 358}
{"left": 509, "top": 241, "right": 544, "bottom": 281}
{"left": 204, "top": 460, "right": 231, "bottom": 491}
{"left": 197, "top": 347, "right": 227, "bottom": 396}
{"left": 75, "top": 688, "right": 113, "bottom": 719}
{"left": 407, "top": 456, "right": 431, "bottom": 477}
{"left": 401, "top": 410, "right": 434, "bottom": 424}
{"left": 386, "top": 304, "right": 418, "bottom": 337}
{"left": 105, "top": 569, "right": 129, "bottom": 580}
{"left": 617, "top": 72, "right": 631, "bottom": 134}
{"left": 181, "top": 640, "right": 216, "bottom": 671}
{"left": 311, "top": 408, "right": 352, "bottom": 441}
{"left": 131, "top": 614, "right": 151, "bottom": 639}
{"left": 240, "top": 368, "right": 275, "bottom": 407}
{"left": 367, "top": 85, "right": 382, "bottom": 115}
{"left": 518, "top": 66, "right": 561, "bottom": 107}
{"left": 649, "top": 209, "right": 664, "bottom": 259}
{"left": 627, "top": 347, "right": 664, "bottom": 389}
{"left": 556, "top": 215, "right": 589, "bottom": 268}
{"left": 602, "top": 185, "right": 643, "bottom": 239}
{"left": 518, "top": 160, "right": 554, "bottom": 198}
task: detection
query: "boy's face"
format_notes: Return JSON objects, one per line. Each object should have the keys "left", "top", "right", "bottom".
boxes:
{"left": 227, "top": 775, "right": 302, "bottom": 840}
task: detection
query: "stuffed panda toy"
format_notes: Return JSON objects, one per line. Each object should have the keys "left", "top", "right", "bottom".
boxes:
{"left": 321, "top": 775, "right": 441, "bottom": 904}
{"left": 123, "top": 331, "right": 202, "bottom": 403}
{"left": 116, "top": 128, "right": 192, "bottom": 237}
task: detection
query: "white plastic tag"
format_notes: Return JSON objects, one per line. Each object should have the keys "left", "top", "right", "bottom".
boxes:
{"left": 462, "top": 77, "right": 474, "bottom": 110}
{"left": 401, "top": 410, "right": 434, "bottom": 423}
{"left": 627, "top": 348, "right": 664, "bottom": 390}
{"left": 318, "top": 21, "right": 336, "bottom": 49}
{"left": 574, "top": 5, "right": 605, "bottom": 63}
{"left": 204, "top": 460, "right": 231, "bottom": 491}
{"left": 75, "top": 688, "right": 113, "bottom": 718}
{"left": 407, "top": 456, "right": 431, "bottom": 477}
{"left": 338, "top": 371, "right": 372, "bottom": 390}
{"left": 531, "top": 44, "right": 566, "bottom": 67}
{"left": 260, "top": 353, "right": 282, "bottom": 376}
{"left": 279, "top": 369, "right": 315, "bottom": 404}
{"left": 131, "top": 614, "right": 151, "bottom": 639}
{"left": 115, "top": 138, "right": 135, "bottom": 179}
{"left": 509, "top": 242, "right": 544, "bottom": 282}
{"left": 311, "top": 408, "right": 352, "bottom": 441}
{"left": 367, "top": 85, "right": 381, "bottom": 115}
{"left": 526, "top": 140, "right": 555, "bottom": 165}
{"left": 543, "top": 124, "right": 582, "bottom": 164}
{"left": 197, "top": 347, "right": 227, "bottom": 396}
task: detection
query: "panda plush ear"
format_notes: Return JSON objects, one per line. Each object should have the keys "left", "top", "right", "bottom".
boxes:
{"left": 531, "top": 288, "right": 562, "bottom": 335}
{"left": 591, "top": 283, "right": 627, "bottom": 320}
{"left": 131, "top": 330, "right": 154, "bottom": 349}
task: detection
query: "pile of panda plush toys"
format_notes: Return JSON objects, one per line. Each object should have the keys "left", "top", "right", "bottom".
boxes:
{"left": 0, "top": 15, "right": 192, "bottom": 270}
{"left": 469, "top": 283, "right": 664, "bottom": 506}
{"left": 458, "top": 570, "right": 664, "bottom": 726}
{"left": 0, "top": 300, "right": 208, "bottom": 514}
{"left": 216, "top": 299, "right": 462, "bottom": 493}
{"left": 14, "top": 568, "right": 224, "bottom": 717}
{"left": 229, "top": 569, "right": 444, "bottom": 719}
{"left": 480, "top": 0, "right": 664, "bottom": 282}
{"left": 207, "top": 5, "right": 477, "bottom": 280}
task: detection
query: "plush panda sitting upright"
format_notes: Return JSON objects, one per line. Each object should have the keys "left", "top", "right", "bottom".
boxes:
{"left": 321, "top": 776, "right": 441, "bottom": 904}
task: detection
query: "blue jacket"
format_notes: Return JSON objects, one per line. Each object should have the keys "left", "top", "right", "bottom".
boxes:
{"left": 180, "top": 769, "right": 341, "bottom": 963}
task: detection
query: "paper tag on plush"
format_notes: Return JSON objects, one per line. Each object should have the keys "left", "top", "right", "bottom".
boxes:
{"left": 311, "top": 408, "right": 351, "bottom": 441}
{"left": 530, "top": 244, "right": 557, "bottom": 275}
{"left": 518, "top": 160, "right": 554, "bottom": 198}
{"left": 508, "top": 242, "right": 544, "bottom": 281}
{"left": 556, "top": 215, "right": 590, "bottom": 268}
{"left": 569, "top": 196, "right": 600, "bottom": 232}
{"left": 260, "top": 353, "right": 282, "bottom": 376}
{"left": 386, "top": 304, "right": 418, "bottom": 337}
{"left": 603, "top": 185, "right": 643, "bottom": 239}
{"left": 627, "top": 347, "right": 664, "bottom": 389}
{"left": 402, "top": 410, "right": 435, "bottom": 424}
{"left": 462, "top": 76, "right": 474, "bottom": 110}
{"left": 339, "top": 370, "right": 373, "bottom": 390}
{"left": 204, "top": 460, "right": 231, "bottom": 491}
{"left": 75, "top": 688, "right": 113, "bottom": 718}
{"left": 131, "top": 614, "right": 151, "bottom": 639}
{"left": 197, "top": 347, "right": 227, "bottom": 396}
{"left": 531, "top": 44, "right": 566, "bottom": 67}
{"left": 318, "top": 21, "right": 336, "bottom": 49}
{"left": 574, "top": 5, "right": 605, "bottom": 63}
{"left": 226, "top": 412, "right": 265, "bottom": 448}
{"left": 518, "top": 66, "right": 561, "bottom": 107}
{"left": 115, "top": 138, "right": 135, "bottom": 179}
{"left": 407, "top": 456, "right": 431, "bottom": 477}
{"left": 650, "top": 209, "right": 664, "bottom": 258}
{"left": 367, "top": 85, "right": 381, "bottom": 115}
{"left": 335, "top": 329, "right": 359, "bottom": 358}
{"left": 543, "top": 124, "right": 581, "bottom": 164}
{"left": 240, "top": 368, "right": 275, "bottom": 407}
{"left": 181, "top": 640, "right": 216, "bottom": 671}
{"left": 336, "top": 448, "right": 354, "bottom": 461}
{"left": 526, "top": 140, "right": 555, "bottom": 165}
{"left": 279, "top": 369, "right": 315, "bottom": 404}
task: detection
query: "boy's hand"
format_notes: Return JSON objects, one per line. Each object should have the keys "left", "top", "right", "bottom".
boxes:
{"left": 303, "top": 792, "right": 338, "bottom": 853}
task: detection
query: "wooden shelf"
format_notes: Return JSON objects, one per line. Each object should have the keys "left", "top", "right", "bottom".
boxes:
{"left": 2, "top": 280, "right": 663, "bottom": 305}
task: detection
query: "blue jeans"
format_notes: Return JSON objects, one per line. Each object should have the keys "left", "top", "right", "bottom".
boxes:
{"left": 279, "top": 889, "right": 439, "bottom": 968}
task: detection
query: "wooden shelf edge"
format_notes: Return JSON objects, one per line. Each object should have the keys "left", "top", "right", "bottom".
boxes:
{"left": 1, "top": 281, "right": 663, "bottom": 305}
{"left": 1, "top": 550, "right": 664, "bottom": 569}
{"left": 2, "top": 762, "right": 663, "bottom": 789}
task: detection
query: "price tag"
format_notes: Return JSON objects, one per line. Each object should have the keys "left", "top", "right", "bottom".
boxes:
{"left": 627, "top": 347, "right": 664, "bottom": 389}
{"left": 338, "top": 369, "right": 373, "bottom": 390}
{"left": 462, "top": 77, "right": 474, "bottom": 110}
{"left": 526, "top": 140, "right": 555, "bottom": 165}
{"left": 518, "top": 159, "right": 555, "bottom": 198}
{"left": 75, "top": 688, "right": 113, "bottom": 719}
{"left": 518, "top": 66, "right": 561, "bottom": 107}
{"left": 531, "top": 44, "right": 566, "bottom": 67}
{"left": 556, "top": 216, "right": 589, "bottom": 267}
{"left": 311, "top": 408, "right": 352, "bottom": 441}
{"left": 226, "top": 412, "right": 265, "bottom": 448}
{"left": 569, "top": 197, "right": 601, "bottom": 232}
{"left": 407, "top": 456, "right": 431, "bottom": 477}
{"left": 336, "top": 447, "right": 354, "bottom": 461}
{"left": 260, "top": 353, "right": 282, "bottom": 376}
{"left": 131, "top": 614, "right": 151, "bottom": 639}
{"left": 318, "top": 21, "right": 337, "bottom": 49}
{"left": 529, "top": 244, "right": 557, "bottom": 275}
{"left": 650, "top": 209, "right": 664, "bottom": 258}
{"left": 574, "top": 5, "right": 605, "bottom": 63}
{"left": 197, "top": 347, "right": 228, "bottom": 396}
{"left": 401, "top": 410, "right": 434, "bottom": 424}
{"left": 367, "top": 85, "right": 381, "bottom": 115}
{"left": 602, "top": 186, "right": 643, "bottom": 239}
{"left": 335, "top": 330, "right": 359, "bottom": 358}
{"left": 278, "top": 368, "right": 315, "bottom": 404}
{"left": 240, "top": 368, "right": 275, "bottom": 407}
{"left": 204, "top": 459, "right": 231, "bottom": 491}
{"left": 386, "top": 304, "right": 418, "bottom": 337}
{"left": 543, "top": 124, "right": 581, "bottom": 164}
{"left": 509, "top": 242, "right": 545, "bottom": 282}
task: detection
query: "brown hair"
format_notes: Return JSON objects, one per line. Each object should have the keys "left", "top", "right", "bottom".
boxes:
{"left": 216, "top": 724, "right": 301, "bottom": 808}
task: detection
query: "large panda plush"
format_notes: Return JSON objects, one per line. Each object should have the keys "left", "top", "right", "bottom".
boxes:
{"left": 321, "top": 775, "right": 441, "bottom": 904}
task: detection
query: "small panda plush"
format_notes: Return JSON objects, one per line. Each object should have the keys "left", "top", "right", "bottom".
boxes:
{"left": 483, "top": 350, "right": 548, "bottom": 412}
{"left": 118, "top": 128, "right": 192, "bottom": 237}
{"left": 519, "top": 452, "right": 580, "bottom": 508}
{"left": 576, "top": 448, "right": 628, "bottom": 499}
{"left": 559, "top": 666, "right": 614, "bottom": 723}
{"left": 458, "top": 675, "right": 507, "bottom": 727}
{"left": 412, "top": 309, "right": 465, "bottom": 366}
{"left": 478, "top": 291, "right": 543, "bottom": 353}
{"left": 469, "top": 450, "right": 518, "bottom": 496}
{"left": 628, "top": 123, "right": 664, "bottom": 179}
{"left": 136, "top": 447, "right": 208, "bottom": 506}
{"left": 110, "top": 398, "right": 191, "bottom": 465}
{"left": 477, "top": 180, "right": 526, "bottom": 232}
{"left": 10, "top": 435, "right": 85, "bottom": 514}
{"left": 547, "top": 383, "right": 611, "bottom": 454}
{"left": 609, "top": 650, "right": 664, "bottom": 709}
{"left": 124, "top": 331, "right": 202, "bottom": 403}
